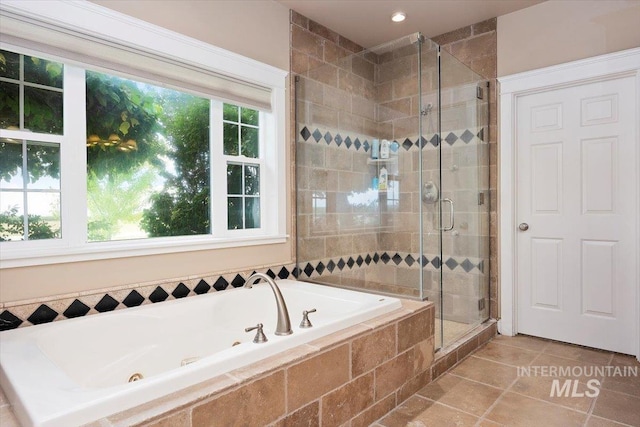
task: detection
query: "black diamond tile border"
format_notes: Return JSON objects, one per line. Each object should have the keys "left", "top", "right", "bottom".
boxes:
{"left": 0, "top": 253, "right": 486, "bottom": 330}
{"left": 27, "top": 304, "right": 58, "bottom": 325}
{"left": 0, "top": 310, "right": 23, "bottom": 331}
{"left": 95, "top": 294, "right": 119, "bottom": 312}
{"left": 149, "top": 286, "right": 169, "bottom": 303}
{"left": 122, "top": 290, "right": 145, "bottom": 308}
{"left": 299, "top": 126, "right": 483, "bottom": 154}
{"left": 63, "top": 299, "right": 90, "bottom": 319}
{"left": 193, "top": 279, "right": 211, "bottom": 295}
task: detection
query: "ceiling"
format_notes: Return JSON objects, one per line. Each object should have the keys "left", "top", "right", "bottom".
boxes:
{"left": 276, "top": 0, "right": 545, "bottom": 48}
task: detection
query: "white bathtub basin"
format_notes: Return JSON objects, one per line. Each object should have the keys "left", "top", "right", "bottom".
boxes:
{"left": 0, "top": 279, "right": 401, "bottom": 427}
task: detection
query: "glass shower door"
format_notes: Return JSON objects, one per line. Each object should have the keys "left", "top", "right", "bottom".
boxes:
{"left": 436, "top": 48, "right": 491, "bottom": 348}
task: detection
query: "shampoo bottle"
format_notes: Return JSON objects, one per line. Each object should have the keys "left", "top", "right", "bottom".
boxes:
{"left": 380, "top": 139, "right": 390, "bottom": 159}
{"left": 371, "top": 139, "right": 379, "bottom": 159}
{"left": 379, "top": 166, "right": 388, "bottom": 191}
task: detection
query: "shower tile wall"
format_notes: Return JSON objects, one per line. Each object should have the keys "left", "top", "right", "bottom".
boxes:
{"left": 293, "top": 9, "right": 491, "bottom": 323}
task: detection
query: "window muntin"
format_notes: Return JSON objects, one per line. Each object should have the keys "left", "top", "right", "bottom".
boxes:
{"left": 0, "top": 50, "right": 63, "bottom": 134}
{"left": 222, "top": 103, "right": 262, "bottom": 230}
{"left": 0, "top": 4, "right": 286, "bottom": 267}
{"left": 0, "top": 50, "right": 63, "bottom": 241}
{"left": 0, "top": 46, "right": 274, "bottom": 251}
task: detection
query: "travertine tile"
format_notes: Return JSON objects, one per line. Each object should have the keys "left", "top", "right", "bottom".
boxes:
{"left": 109, "top": 374, "right": 237, "bottom": 426}
{"left": 229, "top": 344, "right": 317, "bottom": 380}
{"left": 321, "top": 372, "right": 374, "bottom": 427}
{"left": 411, "top": 401, "right": 479, "bottom": 426}
{"left": 351, "top": 324, "right": 396, "bottom": 377}
{"left": 375, "top": 350, "right": 414, "bottom": 399}
{"left": 290, "top": 10, "right": 308, "bottom": 29}
{"left": 472, "top": 18, "right": 497, "bottom": 35}
{"left": 473, "top": 341, "right": 539, "bottom": 367}
{"left": 592, "top": 389, "right": 640, "bottom": 426}
{"left": 417, "top": 373, "right": 502, "bottom": 417}
{"left": 378, "top": 395, "right": 434, "bottom": 426}
{"left": 431, "top": 350, "right": 458, "bottom": 380}
{"left": 139, "top": 410, "right": 190, "bottom": 427}
{"left": 543, "top": 341, "right": 612, "bottom": 365}
{"left": 532, "top": 353, "right": 607, "bottom": 382}
{"left": 192, "top": 370, "right": 285, "bottom": 427}
{"left": 291, "top": 49, "right": 310, "bottom": 75}
{"left": 397, "top": 307, "right": 432, "bottom": 354}
{"left": 511, "top": 376, "right": 596, "bottom": 412}
{"left": 351, "top": 393, "right": 395, "bottom": 427}
{"left": 396, "top": 370, "right": 432, "bottom": 404}
{"left": 271, "top": 401, "right": 319, "bottom": 427}
{"left": 360, "top": 308, "right": 411, "bottom": 329}
{"left": 450, "top": 356, "right": 518, "bottom": 389}
{"left": 413, "top": 337, "right": 435, "bottom": 375}
{"left": 308, "top": 324, "right": 370, "bottom": 351}
{"left": 287, "top": 344, "right": 350, "bottom": 411}
{"left": 585, "top": 415, "right": 633, "bottom": 426}
{"left": 291, "top": 25, "right": 323, "bottom": 59}
{"left": 308, "top": 20, "right": 339, "bottom": 44}
{"left": 431, "top": 25, "right": 472, "bottom": 46}
{"left": 491, "top": 334, "right": 548, "bottom": 352}
{"left": 338, "top": 35, "right": 362, "bottom": 54}
{"left": 486, "top": 392, "right": 587, "bottom": 427}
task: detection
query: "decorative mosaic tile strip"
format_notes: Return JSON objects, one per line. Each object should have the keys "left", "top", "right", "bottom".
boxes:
{"left": 298, "top": 125, "right": 486, "bottom": 152}
{"left": 297, "top": 251, "right": 486, "bottom": 280}
{"left": 0, "top": 251, "right": 486, "bottom": 331}
{"left": 0, "top": 263, "right": 297, "bottom": 331}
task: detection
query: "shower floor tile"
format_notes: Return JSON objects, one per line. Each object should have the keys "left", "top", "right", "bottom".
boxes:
{"left": 435, "top": 318, "right": 479, "bottom": 348}
{"left": 376, "top": 335, "right": 640, "bottom": 427}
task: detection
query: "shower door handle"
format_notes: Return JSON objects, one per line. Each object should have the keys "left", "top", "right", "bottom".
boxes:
{"left": 442, "top": 198, "right": 454, "bottom": 231}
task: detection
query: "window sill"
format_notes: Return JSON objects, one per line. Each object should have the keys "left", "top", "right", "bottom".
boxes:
{"left": 0, "top": 234, "right": 289, "bottom": 269}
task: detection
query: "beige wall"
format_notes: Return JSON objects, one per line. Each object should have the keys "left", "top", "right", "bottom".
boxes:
{"left": 498, "top": 0, "right": 640, "bottom": 76}
{"left": 0, "top": 0, "right": 292, "bottom": 303}
{"left": 90, "top": 0, "right": 290, "bottom": 71}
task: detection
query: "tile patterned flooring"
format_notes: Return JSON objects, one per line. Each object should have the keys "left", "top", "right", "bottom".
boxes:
{"left": 375, "top": 334, "right": 640, "bottom": 427}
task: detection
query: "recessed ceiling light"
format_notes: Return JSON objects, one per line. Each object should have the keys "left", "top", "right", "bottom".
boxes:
{"left": 391, "top": 12, "right": 406, "bottom": 23}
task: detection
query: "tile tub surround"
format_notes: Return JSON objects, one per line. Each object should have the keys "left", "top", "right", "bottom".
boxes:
{"left": 0, "top": 262, "right": 298, "bottom": 331}
{"left": 0, "top": 299, "right": 435, "bottom": 427}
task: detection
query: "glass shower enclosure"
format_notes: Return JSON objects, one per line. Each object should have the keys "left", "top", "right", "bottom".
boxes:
{"left": 295, "top": 33, "right": 490, "bottom": 350}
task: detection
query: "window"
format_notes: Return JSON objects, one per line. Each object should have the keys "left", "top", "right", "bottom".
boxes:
{"left": 0, "top": 51, "right": 63, "bottom": 241}
{"left": 223, "top": 104, "right": 261, "bottom": 230}
{"left": 85, "top": 70, "right": 212, "bottom": 241}
{"left": 0, "top": 1, "right": 286, "bottom": 267}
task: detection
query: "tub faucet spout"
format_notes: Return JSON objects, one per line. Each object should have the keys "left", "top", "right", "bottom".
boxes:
{"left": 245, "top": 273, "right": 292, "bottom": 336}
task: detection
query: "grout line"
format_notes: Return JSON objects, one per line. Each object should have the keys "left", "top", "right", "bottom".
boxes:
{"left": 506, "top": 388, "right": 593, "bottom": 415}
{"left": 489, "top": 338, "right": 548, "bottom": 353}
{"left": 446, "top": 372, "right": 508, "bottom": 392}
{"left": 473, "top": 374, "right": 520, "bottom": 426}
{"left": 584, "top": 415, "right": 635, "bottom": 427}
{"left": 417, "top": 396, "right": 484, "bottom": 421}
{"left": 468, "top": 353, "right": 534, "bottom": 369}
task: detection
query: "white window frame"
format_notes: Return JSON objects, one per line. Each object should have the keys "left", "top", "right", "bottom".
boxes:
{"left": 0, "top": 1, "right": 287, "bottom": 268}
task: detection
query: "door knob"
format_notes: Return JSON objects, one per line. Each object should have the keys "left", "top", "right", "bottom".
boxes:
{"left": 519, "top": 223, "right": 529, "bottom": 231}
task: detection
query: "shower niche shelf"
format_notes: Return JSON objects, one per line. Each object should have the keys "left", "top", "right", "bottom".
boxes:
{"left": 366, "top": 157, "right": 398, "bottom": 165}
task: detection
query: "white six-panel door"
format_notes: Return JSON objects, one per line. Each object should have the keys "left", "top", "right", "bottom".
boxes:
{"left": 516, "top": 76, "right": 638, "bottom": 354}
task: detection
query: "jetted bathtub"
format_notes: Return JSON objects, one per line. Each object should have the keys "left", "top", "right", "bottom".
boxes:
{"left": 0, "top": 279, "right": 401, "bottom": 427}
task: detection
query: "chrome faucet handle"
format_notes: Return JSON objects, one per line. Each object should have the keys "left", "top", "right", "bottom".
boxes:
{"left": 300, "top": 309, "right": 316, "bottom": 328}
{"left": 245, "top": 323, "right": 268, "bottom": 343}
